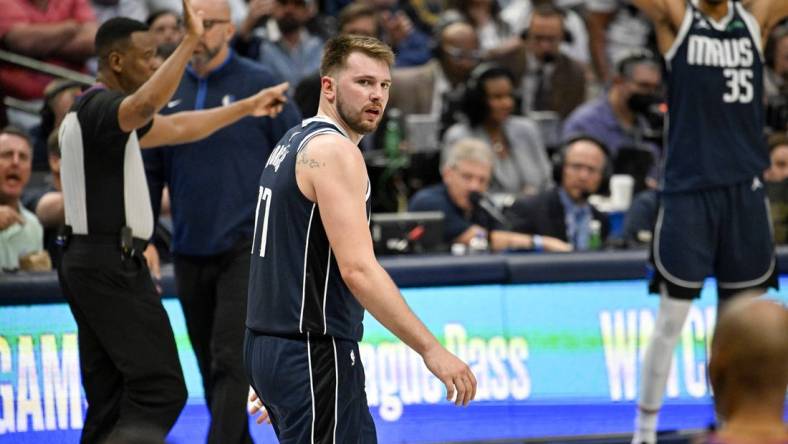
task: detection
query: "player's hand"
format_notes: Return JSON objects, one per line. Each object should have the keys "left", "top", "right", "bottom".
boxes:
{"left": 0, "top": 205, "right": 24, "bottom": 230}
{"left": 249, "top": 82, "right": 289, "bottom": 117}
{"left": 248, "top": 387, "right": 271, "bottom": 425}
{"left": 182, "top": 0, "right": 204, "bottom": 39}
{"left": 422, "top": 345, "right": 477, "bottom": 406}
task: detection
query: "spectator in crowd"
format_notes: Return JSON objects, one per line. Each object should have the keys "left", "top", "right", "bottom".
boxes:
{"left": 766, "top": 133, "right": 788, "bottom": 183}
{"left": 765, "top": 133, "right": 788, "bottom": 244}
{"left": 507, "top": 136, "right": 611, "bottom": 250}
{"left": 409, "top": 137, "right": 571, "bottom": 252}
{"left": 765, "top": 23, "right": 787, "bottom": 97}
{"left": 0, "top": 126, "right": 45, "bottom": 271}
{"left": 442, "top": 63, "right": 553, "bottom": 196}
{"left": 703, "top": 298, "right": 788, "bottom": 444}
{"left": 442, "top": 0, "right": 516, "bottom": 53}
{"left": 490, "top": 3, "right": 587, "bottom": 119}
{"left": 93, "top": 0, "right": 249, "bottom": 27}
{"left": 91, "top": 0, "right": 153, "bottom": 24}
{"left": 0, "top": 0, "right": 97, "bottom": 102}
{"left": 23, "top": 130, "right": 64, "bottom": 266}
{"left": 500, "top": 0, "right": 591, "bottom": 65}
{"left": 337, "top": 1, "right": 378, "bottom": 37}
{"left": 371, "top": 0, "right": 432, "bottom": 67}
{"left": 147, "top": 9, "right": 183, "bottom": 63}
{"left": 235, "top": 0, "right": 324, "bottom": 88}
{"left": 587, "top": 0, "right": 654, "bottom": 83}
{"left": 31, "top": 79, "right": 84, "bottom": 171}
{"left": 562, "top": 50, "right": 663, "bottom": 185}
{"left": 389, "top": 20, "right": 480, "bottom": 125}
{"left": 142, "top": 0, "right": 300, "bottom": 442}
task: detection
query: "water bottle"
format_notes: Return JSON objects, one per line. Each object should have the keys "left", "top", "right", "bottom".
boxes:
{"left": 588, "top": 219, "right": 602, "bottom": 251}
{"left": 384, "top": 108, "right": 403, "bottom": 163}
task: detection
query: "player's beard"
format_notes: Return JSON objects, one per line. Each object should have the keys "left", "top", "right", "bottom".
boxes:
{"left": 336, "top": 87, "right": 380, "bottom": 135}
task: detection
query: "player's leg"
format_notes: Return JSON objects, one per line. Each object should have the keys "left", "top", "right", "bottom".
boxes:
{"left": 633, "top": 285, "right": 692, "bottom": 444}
{"left": 334, "top": 339, "right": 378, "bottom": 443}
{"left": 245, "top": 332, "right": 317, "bottom": 444}
{"left": 716, "top": 179, "right": 778, "bottom": 312}
{"left": 635, "top": 191, "right": 716, "bottom": 444}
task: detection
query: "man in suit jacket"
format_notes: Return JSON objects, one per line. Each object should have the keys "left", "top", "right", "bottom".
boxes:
{"left": 507, "top": 136, "right": 610, "bottom": 250}
{"left": 490, "top": 3, "right": 587, "bottom": 120}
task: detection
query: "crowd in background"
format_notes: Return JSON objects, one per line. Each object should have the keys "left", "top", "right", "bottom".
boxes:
{"left": 0, "top": 0, "right": 787, "bottom": 271}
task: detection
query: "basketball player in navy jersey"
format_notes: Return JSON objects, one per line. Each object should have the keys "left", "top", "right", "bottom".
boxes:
{"left": 244, "top": 35, "right": 477, "bottom": 443}
{"left": 628, "top": 0, "right": 788, "bottom": 443}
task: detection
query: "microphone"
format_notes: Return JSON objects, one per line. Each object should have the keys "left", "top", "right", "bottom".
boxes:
{"left": 469, "top": 191, "right": 511, "bottom": 229}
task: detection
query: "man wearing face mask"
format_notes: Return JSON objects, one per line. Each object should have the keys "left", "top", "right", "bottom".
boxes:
{"left": 562, "top": 50, "right": 664, "bottom": 183}
{"left": 489, "top": 3, "right": 586, "bottom": 119}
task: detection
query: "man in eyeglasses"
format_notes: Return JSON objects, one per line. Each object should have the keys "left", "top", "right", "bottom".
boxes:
{"left": 142, "top": 0, "right": 300, "bottom": 442}
{"left": 507, "top": 135, "right": 610, "bottom": 251}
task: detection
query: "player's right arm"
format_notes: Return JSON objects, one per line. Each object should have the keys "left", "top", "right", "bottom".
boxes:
{"left": 117, "top": 0, "right": 203, "bottom": 133}
{"left": 298, "top": 134, "right": 477, "bottom": 406}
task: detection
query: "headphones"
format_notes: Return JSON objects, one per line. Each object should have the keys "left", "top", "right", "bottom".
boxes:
{"left": 519, "top": 3, "right": 574, "bottom": 44}
{"left": 552, "top": 134, "right": 613, "bottom": 196}
{"left": 461, "top": 63, "right": 517, "bottom": 127}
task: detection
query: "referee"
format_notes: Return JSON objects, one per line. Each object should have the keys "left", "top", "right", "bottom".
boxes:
{"left": 57, "top": 2, "right": 288, "bottom": 442}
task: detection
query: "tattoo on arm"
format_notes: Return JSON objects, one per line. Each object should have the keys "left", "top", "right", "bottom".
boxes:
{"left": 297, "top": 151, "right": 326, "bottom": 168}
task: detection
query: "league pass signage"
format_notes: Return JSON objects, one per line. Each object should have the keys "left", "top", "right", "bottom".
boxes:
{"left": 0, "top": 279, "right": 786, "bottom": 443}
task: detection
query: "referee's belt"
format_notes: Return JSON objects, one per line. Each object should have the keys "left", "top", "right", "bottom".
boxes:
{"left": 67, "top": 233, "right": 148, "bottom": 256}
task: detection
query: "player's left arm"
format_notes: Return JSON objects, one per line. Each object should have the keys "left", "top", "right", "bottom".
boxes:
{"left": 139, "top": 82, "right": 289, "bottom": 148}
{"left": 742, "top": 0, "right": 788, "bottom": 41}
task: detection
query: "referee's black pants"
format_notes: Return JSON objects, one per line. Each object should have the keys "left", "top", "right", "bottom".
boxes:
{"left": 58, "top": 239, "right": 187, "bottom": 444}
{"left": 174, "top": 239, "right": 252, "bottom": 444}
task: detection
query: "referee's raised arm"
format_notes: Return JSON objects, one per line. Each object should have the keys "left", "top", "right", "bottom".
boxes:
{"left": 114, "top": 0, "right": 203, "bottom": 133}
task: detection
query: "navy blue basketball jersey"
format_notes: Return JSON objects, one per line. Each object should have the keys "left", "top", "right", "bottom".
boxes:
{"left": 662, "top": 0, "right": 768, "bottom": 192}
{"left": 246, "top": 116, "right": 370, "bottom": 341}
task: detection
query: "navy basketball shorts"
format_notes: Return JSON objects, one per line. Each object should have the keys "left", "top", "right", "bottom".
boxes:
{"left": 649, "top": 178, "right": 778, "bottom": 300}
{"left": 243, "top": 329, "right": 377, "bottom": 444}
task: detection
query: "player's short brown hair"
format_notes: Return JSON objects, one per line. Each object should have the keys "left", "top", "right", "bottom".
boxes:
{"left": 320, "top": 35, "right": 394, "bottom": 76}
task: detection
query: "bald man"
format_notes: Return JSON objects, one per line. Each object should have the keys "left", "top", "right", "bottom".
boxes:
{"left": 141, "top": 0, "right": 300, "bottom": 442}
{"left": 707, "top": 298, "right": 788, "bottom": 444}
